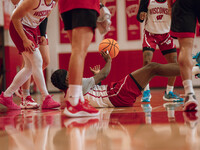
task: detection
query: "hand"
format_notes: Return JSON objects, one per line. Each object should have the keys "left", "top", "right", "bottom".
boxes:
{"left": 140, "top": 12, "right": 147, "bottom": 20}
{"left": 23, "top": 39, "right": 35, "bottom": 53}
{"left": 39, "top": 36, "right": 47, "bottom": 46}
{"left": 97, "top": 6, "right": 111, "bottom": 35}
{"left": 100, "top": 50, "right": 112, "bottom": 62}
{"left": 90, "top": 65, "right": 100, "bottom": 75}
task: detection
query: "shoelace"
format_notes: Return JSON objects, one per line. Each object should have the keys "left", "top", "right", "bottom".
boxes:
{"left": 26, "top": 96, "right": 35, "bottom": 102}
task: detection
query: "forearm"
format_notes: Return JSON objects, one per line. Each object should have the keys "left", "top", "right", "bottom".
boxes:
{"left": 137, "top": 0, "right": 148, "bottom": 22}
{"left": 94, "top": 59, "right": 112, "bottom": 84}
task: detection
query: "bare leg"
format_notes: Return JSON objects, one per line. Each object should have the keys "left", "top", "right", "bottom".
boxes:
{"left": 178, "top": 38, "right": 194, "bottom": 82}
{"left": 164, "top": 52, "right": 178, "bottom": 86}
{"left": 131, "top": 62, "right": 180, "bottom": 89}
{"left": 67, "top": 27, "right": 93, "bottom": 106}
{"left": 143, "top": 50, "right": 153, "bottom": 66}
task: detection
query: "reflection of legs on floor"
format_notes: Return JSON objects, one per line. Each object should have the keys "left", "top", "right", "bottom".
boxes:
{"left": 141, "top": 104, "right": 152, "bottom": 124}
{"left": 163, "top": 102, "right": 183, "bottom": 123}
{"left": 183, "top": 112, "right": 199, "bottom": 149}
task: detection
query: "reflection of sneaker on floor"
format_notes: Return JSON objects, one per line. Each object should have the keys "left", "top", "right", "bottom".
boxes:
{"left": 20, "top": 96, "right": 40, "bottom": 109}
{"left": 183, "top": 111, "right": 198, "bottom": 129}
{"left": 0, "top": 92, "right": 21, "bottom": 110}
{"left": 42, "top": 95, "right": 60, "bottom": 109}
{"left": 163, "top": 91, "right": 184, "bottom": 102}
{"left": 163, "top": 102, "right": 183, "bottom": 122}
{"left": 183, "top": 93, "right": 198, "bottom": 112}
{"left": 141, "top": 104, "right": 152, "bottom": 124}
{"left": 141, "top": 104, "right": 152, "bottom": 113}
{"left": 0, "top": 110, "right": 21, "bottom": 129}
{"left": 64, "top": 99, "right": 99, "bottom": 117}
{"left": 14, "top": 87, "right": 23, "bottom": 99}
{"left": 64, "top": 117, "right": 99, "bottom": 129}
{"left": 141, "top": 90, "right": 151, "bottom": 102}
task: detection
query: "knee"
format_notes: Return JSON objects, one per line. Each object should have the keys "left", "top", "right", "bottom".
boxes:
{"left": 178, "top": 56, "right": 193, "bottom": 69}
{"left": 144, "top": 62, "right": 159, "bottom": 73}
{"left": 72, "top": 48, "right": 87, "bottom": 59}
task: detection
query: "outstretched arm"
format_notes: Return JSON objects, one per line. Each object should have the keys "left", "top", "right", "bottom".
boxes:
{"left": 93, "top": 51, "right": 112, "bottom": 84}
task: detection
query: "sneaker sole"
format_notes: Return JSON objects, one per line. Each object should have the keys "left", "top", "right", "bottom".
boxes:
{"left": 183, "top": 100, "right": 198, "bottom": 111}
{"left": 63, "top": 107, "right": 100, "bottom": 117}
{"left": 42, "top": 104, "right": 60, "bottom": 109}
{"left": 20, "top": 104, "right": 40, "bottom": 109}
{"left": 163, "top": 96, "right": 183, "bottom": 102}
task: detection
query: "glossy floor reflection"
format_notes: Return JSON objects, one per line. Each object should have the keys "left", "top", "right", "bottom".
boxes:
{"left": 0, "top": 88, "right": 200, "bottom": 150}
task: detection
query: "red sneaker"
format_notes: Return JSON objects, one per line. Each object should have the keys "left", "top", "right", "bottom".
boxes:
{"left": 64, "top": 117, "right": 99, "bottom": 129}
{"left": 20, "top": 96, "right": 40, "bottom": 109}
{"left": 0, "top": 92, "right": 21, "bottom": 110}
{"left": 42, "top": 95, "right": 60, "bottom": 109}
{"left": 63, "top": 99, "right": 99, "bottom": 117}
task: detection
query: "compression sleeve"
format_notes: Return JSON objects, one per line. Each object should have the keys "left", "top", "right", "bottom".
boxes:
{"left": 39, "top": 18, "right": 48, "bottom": 36}
{"left": 136, "top": 0, "right": 149, "bottom": 22}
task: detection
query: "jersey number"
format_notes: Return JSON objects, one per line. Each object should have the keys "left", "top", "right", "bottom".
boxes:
{"left": 156, "top": 15, "right": 163, "bottom": 20}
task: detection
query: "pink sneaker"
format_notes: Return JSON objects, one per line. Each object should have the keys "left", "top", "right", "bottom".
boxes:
{"left": 63, "top": 99, "right": 99, "bottom": 117}
{"left": 0, "top": 92, "right": 21, "bottom": 110}
{"left": 42, "top": 95, "right": 60, "bottom": 109}
{"left": 20, "top": 96, "right": 40, "bottom": 109}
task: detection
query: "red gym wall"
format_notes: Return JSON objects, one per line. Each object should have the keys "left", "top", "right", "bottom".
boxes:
{"left": 59, "top": 50, "right": 182, "bottom": 88}
{"left": 4, "top": 46, "right": 23, "bottom": 88}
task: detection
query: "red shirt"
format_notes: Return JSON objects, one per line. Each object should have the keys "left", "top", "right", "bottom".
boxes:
{"left": 58, "top": 0, "right": 100, "bottom": 14}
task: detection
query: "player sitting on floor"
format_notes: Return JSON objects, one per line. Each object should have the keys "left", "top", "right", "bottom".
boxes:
{"left": 51, "top": 51, "right": 200, "bottom": 111}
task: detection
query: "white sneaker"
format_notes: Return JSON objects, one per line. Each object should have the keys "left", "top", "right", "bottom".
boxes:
{"left": 183, "top": 93, "right": 198, "bottom": 111}
{"left": 20, "top": 96, "right": 40, "bottom": 109}
{"left": 14, "top": 87, "right": 23, "bottom": 98}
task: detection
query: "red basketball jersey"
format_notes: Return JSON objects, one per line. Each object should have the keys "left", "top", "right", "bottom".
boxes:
{"left": 58, "top": 0, "right": 100, "bottom": 14}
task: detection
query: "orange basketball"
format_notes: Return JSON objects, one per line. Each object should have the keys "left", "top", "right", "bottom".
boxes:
{"left": 98, "top": 38, "right": 119, "bottom": 58}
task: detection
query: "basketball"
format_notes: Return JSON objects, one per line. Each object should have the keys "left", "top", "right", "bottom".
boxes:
{"left": 98, "top": 38, "right": 119, "bottom": 58}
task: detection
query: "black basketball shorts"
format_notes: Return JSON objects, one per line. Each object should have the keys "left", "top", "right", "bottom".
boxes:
{"left": 61, "top": 8, "right": 98, "bottom": 31}
{"left": 170, "top": 0, "right": 200, "bottom": 38}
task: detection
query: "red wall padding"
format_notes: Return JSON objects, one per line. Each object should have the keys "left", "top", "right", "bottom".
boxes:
{"left": 5, "top": 46, "right": 23, "bottom": 88}
{"left": 59, "top": 50, "right": 183, "bottom": 88}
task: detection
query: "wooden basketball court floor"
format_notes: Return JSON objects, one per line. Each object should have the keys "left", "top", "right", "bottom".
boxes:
{"left": 0, "top": 88, "right": 200, "bottom": 150}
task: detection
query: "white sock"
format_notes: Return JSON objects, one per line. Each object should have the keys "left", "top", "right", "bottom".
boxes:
{"left": 144, "top": 84, "right": 150, "bottom": 91}
{"left": 182, "top": 80, "right": 195, "bottom": 95}
{"left": 23, "top": 49, "right": 49, "bottom": 100}
{"left": 192, "top": 66, "right": 200, "bottom": 75}
{"left": 22, "top": 89, "right": 30, "bottom": 99}
{"left": 67, "top": 85, "right": 82, "bottom": 106}
{"left": 166, "top": 85, "right": 174, "bottom": 94}
{"left": 80, "top": 90, "right": 85, "bottom": 103}
{"left": 4, "top": 57, "right": 32, "bottom": 97}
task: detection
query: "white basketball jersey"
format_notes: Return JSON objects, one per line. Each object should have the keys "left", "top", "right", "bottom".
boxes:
{"left": 145, "top": 0, "right": 171, "bottom": 34}
{"left": 82, "top": 77, "right": 114, "bottom": 108}
{"left": 13, "top": 0, "right": 55, "bottom": 28}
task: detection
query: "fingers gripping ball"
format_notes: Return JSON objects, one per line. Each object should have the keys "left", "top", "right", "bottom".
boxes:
{"left": 99, "top": 39, "right": 119, "bottom": 58}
